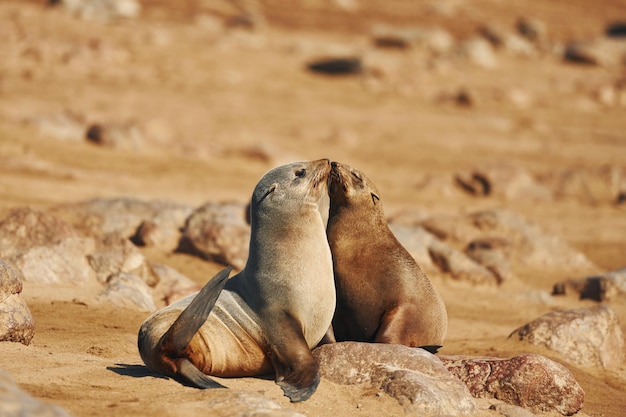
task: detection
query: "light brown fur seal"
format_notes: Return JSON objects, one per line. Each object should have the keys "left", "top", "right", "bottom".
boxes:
{"left": 325, "top": 161, "right": 447, "bottom": 352}
{"left": 138, "top": 159, "right": 335, "bottom": 402}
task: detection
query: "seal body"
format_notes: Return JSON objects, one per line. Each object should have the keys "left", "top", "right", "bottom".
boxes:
{"left": 138, "top": 159, "right": 335, "bottom": 402}
{"left": 326, "top": 161, "right": 447, "bottom": 350}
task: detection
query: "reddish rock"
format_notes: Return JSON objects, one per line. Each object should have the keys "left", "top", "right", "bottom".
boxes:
{"left": 509, "top": 305, "right": 624, "bottom": 368}
{"left": 440, "top": 354, "right": 584, "bottom": 416}
{"left": 314, "top": 342, "right": 477, "bottom": 416}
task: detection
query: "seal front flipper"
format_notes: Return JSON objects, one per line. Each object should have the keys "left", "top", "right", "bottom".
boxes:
{"left": 159, "top": 266, "right": 232, "bottom": 387}
{"left": 269, "top": 315, "right": 321, "bottom": 402}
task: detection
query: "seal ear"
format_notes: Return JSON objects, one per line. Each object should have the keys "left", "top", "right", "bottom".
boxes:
{"left": 371, "top": 193, "right": 380, "bottom": 205}
{"left": 260, "top": 184, "right": 278, "bottom": 203}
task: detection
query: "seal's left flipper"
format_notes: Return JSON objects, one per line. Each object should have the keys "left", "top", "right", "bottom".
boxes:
{"left": 269, "top": 315, "right": 321, "bottom": 402}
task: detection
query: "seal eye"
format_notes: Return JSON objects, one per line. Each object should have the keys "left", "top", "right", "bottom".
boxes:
{"left": 295, "top": 169, "right": 306, "bottom": 178}
{"left": 351, "top": 172, "right": 362, "bottom": 182}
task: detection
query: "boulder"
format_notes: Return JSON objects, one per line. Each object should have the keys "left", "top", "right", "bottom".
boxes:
{"left": 552, "top": 267, "right": 626, "bottom": 301}
{"left": 313, "top": 342, "right": 477, "bottom": 416}
{"left": 509, "top": 305, "right": 624, "bottom": 368}
{"left": 0, "top": 208, "right": 77, "bottom": 259}
{"left": 97, "top": 271, "right": 156, "bottom": 312}
{"left": 421, "top": 209, "right": 598, "bottom": 276}
{"left": 440, "top": 354, "right": 584, "bottom": 415}
{"left": 0, "top": 260, "right": 34, "bottom": 345}
{"left": 178, "top": 202, "right": 250, "bottom": 269}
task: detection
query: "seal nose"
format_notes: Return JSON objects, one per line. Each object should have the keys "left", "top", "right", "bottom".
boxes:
{"left": 331, "top": 161, "right": 338, "bottom": 168}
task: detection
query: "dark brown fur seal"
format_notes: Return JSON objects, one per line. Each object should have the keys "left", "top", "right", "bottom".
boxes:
{"left": 325, "top": 161, "right": 447, "bottom": 352}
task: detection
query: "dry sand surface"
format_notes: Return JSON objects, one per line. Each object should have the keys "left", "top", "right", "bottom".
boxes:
{"left": 1, "top": 0, "right": 626, "bottom": 416}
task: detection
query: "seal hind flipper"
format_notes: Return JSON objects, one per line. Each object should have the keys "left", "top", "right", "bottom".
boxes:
{"left": 177, "top": 358, "right": 227, "bottom": 389}
{"left": 163, "top": 266, "right": 232, "bottom": 352}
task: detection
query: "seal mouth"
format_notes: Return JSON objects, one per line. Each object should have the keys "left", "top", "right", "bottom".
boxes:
{"left": 309, "top": 159, "right": 331, "bottom": 190}
{"left": 329, "top": 161, "right": 349, "bottom": 194}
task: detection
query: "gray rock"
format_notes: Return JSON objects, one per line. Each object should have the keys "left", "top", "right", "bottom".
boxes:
{"left": 371, "top": 24, "right": 454, "bottom": 54}
{"left": 553, "top": 267, "right": 626, "bottom": 301}
{"left": 457, "top": 37, "right": 498, "bottom": 68}
{"left": 516, "top": 17, "right": 548, "bottom": 44}
{"left": 490, "top": 403, "right": 538, "bottom": 417}
{"left": 313, "top": 342, "right": 477, "bottom": 416}
{"left": 53, "top": 198, "right": 193, "bottom": 250}
{"left": 0, "top": 260, "right": 34, "bottom": 345}
{"left": 150, "top": 263, "right": 200, "bottom": 306}
{"left": 85, "top": 122, "right": 144, "bottom": 149}
{"left": 440, "top": 354, "right": 584, "bottom": 415}
{"left": 509, "top": 305, "right": 624, "bottom": 368}
{"left": 179, "top": 202, "right": 250, "bottom": 269}
{"left": 200, "top": 389, "right": 305, "bottom": 417}
{"left": 428, "top": 238, "right": 499, "bottom": 285}
{"left": 421, "top": 209, "right": 598, "bottom": 276}
{"left": 0, "top": 208, "right": 77, "bottom": 259}
{"left": 97, "top": 271, "right": 156, "bottom": 312}
{"left": 0, "top": 368, "right": 72, "bottom": 417}
{"left": 454, "top": 165, "right": 552, "bottom": 201}
{"left": 54, "top": 0, "right": 141, "bottom": 22}
{"left": 11, "top": 237, "right": 96, "bottom": 285}
{"left": 464, "top": 237, "right": 513, "bottom": 283}
{"left": 564, "top": 38, "right": 626, "bottom": 67}
{"left": 87, "top": 233, "right": 159, "bottom": 287}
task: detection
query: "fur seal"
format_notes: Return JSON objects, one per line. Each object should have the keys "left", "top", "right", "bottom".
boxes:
{"left": 325, "top": 161, "right": 447, "bottom": 352}
{"left": 138, "top": 159, "right": 335, "bottom": 402}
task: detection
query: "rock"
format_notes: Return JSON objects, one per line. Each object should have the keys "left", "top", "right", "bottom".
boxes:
{"left": 53, "top": 198, "right": 193, "bottom": 251}
{"left": 464, "top": 238, "right": 513, "bottom": 283}
{"left": 479, "top": 24, "right": 537, "bottom": 57}
{"left": 457, "top": 37, "right": 498, "bottom": 68}
{"left": 306, "top": 57, "right": 363, "bottom": 75}
{"left": 543, "top": 165, "right": 626, "bottom": 204}
{"left": 85, "top": 122, "right": 144, "bottom": 149}
{"left": 87, "top": 233, "right": 159, "bottom": 287}
{"left": 516, "top": 17, "right": 548, "bottom": 44}
{"left": 150, "top": 263, "right": 200, "bottom": 306}
{"left": 455, "top": 165, "right": 553, "bottom": 201}
{"left": 509, "top": 305, "right": 624, "bottom": 368}
{"left": 10, "top": 237, "right": 96, "bottom": 285}
{"left": 97, "top": 271, "right": 155, "bottom": 312}
{"left": 564, "top": 38, "right": 626, "bottom": 67}
{"left": 371, "top": 24, "right": 454, "bottom": 54}
{"left": 440, "top": 354, "right": 584, "bottom": 415}
{"left": 490, "top": 403, "right": 539, "bottom": 417}
{"left": 0, "top": 208, "right": 77, "bottom": 259}
{"left": 26, "top": 111, "right": 86, "bottom": 142}
{"left": 178, "top": 202, "right": 250, "bottom": 269}
{"left": 606, "top": 21, "right": 626, "bottom": 38}
{"left": 0, "top": 260, "right": 34, "bottom": 345}
{"left": 0, "top": 368, "right": 72, "bottom": 416}
{"left": 313, "top": 342, "right": 477, "bottom": 416}
{"left": 53, "top": 0, "right": 141, "bottom": 22}
{"left": 421, "top": 209, "right": 598, "bottom": 276}
{"left": 428, "top": 238, "right": 499, "bottom": 285}
{"left": 553, "top": 267, "right": 626, "bottom": 301}
{"left": 200, "top": 389, "right": 305, "bottom": 417}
